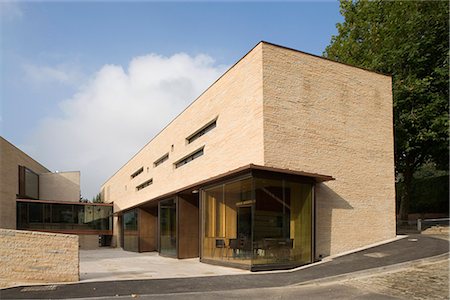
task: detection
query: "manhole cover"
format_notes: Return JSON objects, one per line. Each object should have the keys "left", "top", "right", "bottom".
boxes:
{"left": 21, "top": 285, "right": 57, "bottom": 292}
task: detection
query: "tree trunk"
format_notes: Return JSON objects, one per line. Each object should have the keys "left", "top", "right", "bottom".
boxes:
{"left": 399, "top": 168, "right": 413, "bottom": 221}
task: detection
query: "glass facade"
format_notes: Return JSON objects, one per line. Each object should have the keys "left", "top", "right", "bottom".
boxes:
{"left": 201, "top": 175, "right": 313, "bottom": 270}
{"left": 159, "top": 199, "right": 177, "bottom": 257}
{"left": 123, "top": 209, "right": 139, "bottom": 252}
{"left": 17, "top": 201, "right": 113, "bottom": 232}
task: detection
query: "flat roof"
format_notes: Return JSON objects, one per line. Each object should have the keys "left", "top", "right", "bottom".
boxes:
{"left": 115, "top": 164, "right": 334, "bottom": 214}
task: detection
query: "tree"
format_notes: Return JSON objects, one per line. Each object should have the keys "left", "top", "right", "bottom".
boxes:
{"left": 92, "top": 192, "right": 103, "bottom": 203}
{"left": 324, "top": 1, "right": 449, "bottom": 220}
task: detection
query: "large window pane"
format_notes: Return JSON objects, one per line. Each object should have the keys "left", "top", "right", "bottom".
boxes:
{"left": 159, "top": 199, "right": 176, "bottom": 257}
{"left": 123, "top": 209, "right": 138, "bottom": 252}
{"left": 16, "top": 201, "right": 112, "bottom": 232}
{"left": 24, "top": 168, "right": 39, "bottom": 199}
{"left": 16, "top": 202, "right": 28, "bottom": 229}
{"left": 29, "top": 203, "right": 43, "bottom": 223}
{"left": 52, "top": 204, "right": 74, "bottom": 223}
{"left": 253, "top": 178, "right": 313, "bottom": 267}
{"left": 289, "top": 182, "right": 312, "bottom": 265}
{"left": 225, "top": 178, "right": 253, "bottom": 265}
{"left": 202, "top": 177, "right": 253, "bottom": 268}
{"left": 202, "top": 185, "right": 223, "bottom": 260}
{"left": 253, "top": 178, "right": 289, "bottom": 265}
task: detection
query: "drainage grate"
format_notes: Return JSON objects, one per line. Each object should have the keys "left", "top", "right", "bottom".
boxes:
{"left": 21, "top": 285, "right": 57, "bottom": 292}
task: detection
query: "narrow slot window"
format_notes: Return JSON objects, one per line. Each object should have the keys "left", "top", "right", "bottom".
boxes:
{"left": 186, "top": 118, "right": 217, "bottom": 144}
{"left": 154, "top": 153, "right": 169, "bottom": 167}
{"left": 174, "top": 147, "right": 204, "bottom": 169}
{"left": 131, "top": 167, "right": 143, "bottom": 179}
{"left": 136, "top": 178, "right": 153, "bottom": 191}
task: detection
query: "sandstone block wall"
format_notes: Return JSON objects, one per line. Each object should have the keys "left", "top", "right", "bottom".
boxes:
{"left": 102, "top": 41, "right": 396, "bottom": 260}
{"left": 102, "top": 43, "right": 264, "bottom": 215}
{"left": 0, "top": 229, "right": 79, "bottom": 284}
{"left": 0, "top": 137, "right": 50, "bottom": 229}
{"left": 40, "top": 171, "right": 81, "bottom": 202}
{"left": 261, "top": 42, "right": 396, "bottom": 257}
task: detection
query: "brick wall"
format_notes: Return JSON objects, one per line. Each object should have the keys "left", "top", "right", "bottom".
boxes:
{"left": 0, "top": 229, "right": 79, "bottom": 284}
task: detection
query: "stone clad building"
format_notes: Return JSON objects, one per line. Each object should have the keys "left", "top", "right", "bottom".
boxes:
{"left": 102, "top": 41, "right": 395, "bottom": 271}
{"left": 0, "top": 136, "right": 112, "bottom": 249}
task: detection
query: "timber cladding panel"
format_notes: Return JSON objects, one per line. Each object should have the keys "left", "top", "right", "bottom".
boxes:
{"left": 261, "top": 43, "right": 396, "bottom": 257}
{"left": 138, "top": 207, "right": 157, "bottom": 252}
{"left": 0, "top": 229, "right": 79, "bottom": 285}
{"left": 177, "top": 195, "right": 199, "bottom": 259}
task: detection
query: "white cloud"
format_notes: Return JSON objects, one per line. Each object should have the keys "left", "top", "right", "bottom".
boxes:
{"left": 25, "top": 52, "right": 227, "bottom": 199}
{"left": 22, "top": 63, "right": 85, "bottom": 86}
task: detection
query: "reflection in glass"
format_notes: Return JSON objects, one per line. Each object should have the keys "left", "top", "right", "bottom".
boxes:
{"left": 159, "top": 199, "right": 177, "bottom": 257}
{"left": 202, "top": 178, "right": 253, "bottom": 268}
{"left": 16, "top": 201, "right": 113, "bottom": 232}
{"left": 29, "top": 203, "right": 43, "bottom": 223}
{"left": 123, "top": 209, "right": 138, "bottom": 252}
{"left": 253, "top": 178, "right": 312, "bottom": 267}
{"left": 201, "top": 175, "right": 313, "bottom": 270}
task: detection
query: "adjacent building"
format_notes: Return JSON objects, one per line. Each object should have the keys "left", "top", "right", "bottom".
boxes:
{"left": 100, "top": 41, "right": 395, "bottom": 271}
{"left": 0, "top": 137, "right": 112, "bottom": 248}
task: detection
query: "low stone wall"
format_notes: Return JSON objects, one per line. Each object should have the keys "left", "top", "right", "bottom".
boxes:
{"left": 0, "top": 229, "right": 79, "bottom": 285}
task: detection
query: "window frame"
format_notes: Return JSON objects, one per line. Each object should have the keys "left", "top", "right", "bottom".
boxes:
{"left": 130, "top": 167, "right": 144, "bottom": 179}
{"left": 186, "top": 117, "right": 218, "bottom": 144}
{"left": 174, "top": 147, "right": 204, "bottom": 169}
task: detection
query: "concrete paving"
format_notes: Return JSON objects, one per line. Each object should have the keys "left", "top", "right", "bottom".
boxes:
{"left": 80, "top": 248, "right": 248, "bottom": 282}
{"left": 1, "top": 234, "right": 448, "bottom": 299}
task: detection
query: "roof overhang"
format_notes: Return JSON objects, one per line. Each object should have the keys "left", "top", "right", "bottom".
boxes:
{"left": 114, "top": 164, "right": 334, "bottom": 215}
{"left": 16, "top": 198, "right": 113, "bottom": 207}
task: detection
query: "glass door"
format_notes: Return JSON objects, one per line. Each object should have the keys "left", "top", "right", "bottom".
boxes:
{"left": 159, "top": 199, "right": 177, "bottom": 257}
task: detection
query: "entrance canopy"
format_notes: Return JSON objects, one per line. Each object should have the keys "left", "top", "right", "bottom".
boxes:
{"left": 114, "top": 164, "right": 334, "bottom": 215}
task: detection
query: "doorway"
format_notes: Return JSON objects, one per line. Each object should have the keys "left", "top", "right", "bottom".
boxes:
{"left": 159, "top": 199, "right": 176, "bottom": 257}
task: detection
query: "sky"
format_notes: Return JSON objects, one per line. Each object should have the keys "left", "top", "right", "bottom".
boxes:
{"left": 1, "top": 1, "right": 343, "bottom": 199}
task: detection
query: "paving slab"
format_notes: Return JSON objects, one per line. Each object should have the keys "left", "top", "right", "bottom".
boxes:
{"left": 1, "top": 234, "right": 448, "bottom": 299}
{"left": 80, "top": 248, "right": 248, "bottom": 282}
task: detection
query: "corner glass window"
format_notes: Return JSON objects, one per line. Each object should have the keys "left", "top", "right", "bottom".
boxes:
{"left": 201, "top": 174, "right": 313, "bottom": 271}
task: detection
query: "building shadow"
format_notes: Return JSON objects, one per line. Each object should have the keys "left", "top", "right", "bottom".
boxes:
{"left": 315, "top": 183, "right": 353, "bottom": 260}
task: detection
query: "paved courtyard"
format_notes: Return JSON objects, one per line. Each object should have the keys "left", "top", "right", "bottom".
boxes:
{"left": 80, "top": 248, "right": 248, "bottom": 282}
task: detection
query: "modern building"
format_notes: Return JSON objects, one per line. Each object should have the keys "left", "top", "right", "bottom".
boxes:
{"left": 0, "top": 136, "right": 112, "bottom": 248}
{"left": 102, "top": 41, "right": 395, "bottom": 271}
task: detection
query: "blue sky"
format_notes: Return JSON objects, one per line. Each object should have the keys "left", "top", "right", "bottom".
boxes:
{"left": 1, "top": 1, "right": 343, "bottom": 198}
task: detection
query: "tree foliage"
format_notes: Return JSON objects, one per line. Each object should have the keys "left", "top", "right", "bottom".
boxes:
{"left": 324, "top": 0, "right": 449, "bottom": 219}
{"left": 92, "top": 192, "right": 103, "bottom": 203}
